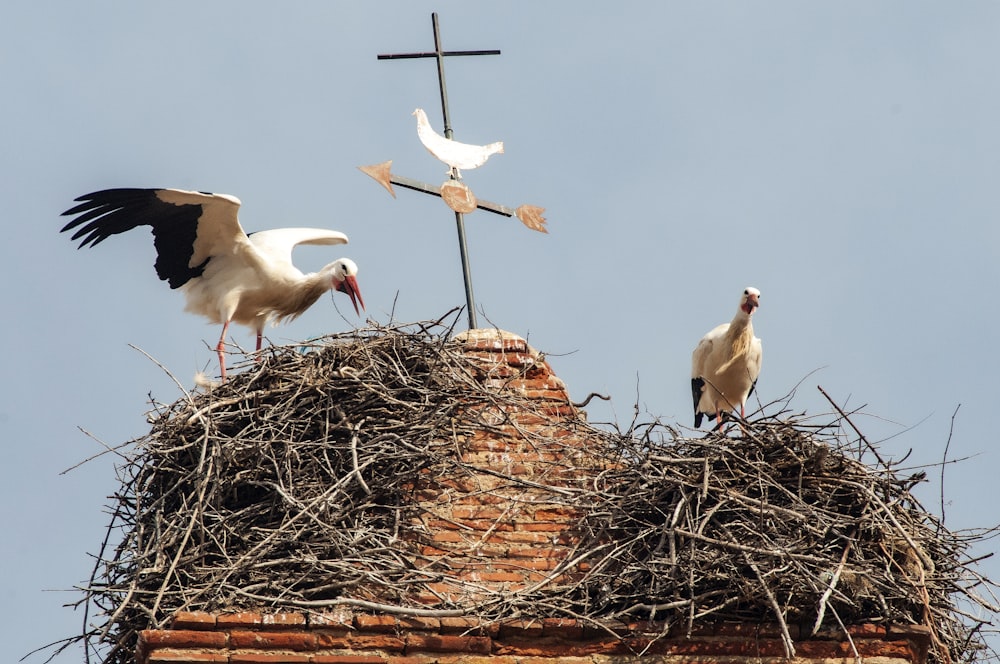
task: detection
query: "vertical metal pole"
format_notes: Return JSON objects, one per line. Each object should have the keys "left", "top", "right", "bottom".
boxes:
{"left": 432, "top": 13, "right": 478, "bottom": 329}
{"left": 432, "top": 13, "right": 453, "bottom": 140}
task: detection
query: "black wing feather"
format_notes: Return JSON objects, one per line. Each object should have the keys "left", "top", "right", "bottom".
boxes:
{"left": 691, "top": 377, "right": 705, "bottom": 428}
{"left": 61, "top": 188, "right": 209, "bottom": 289}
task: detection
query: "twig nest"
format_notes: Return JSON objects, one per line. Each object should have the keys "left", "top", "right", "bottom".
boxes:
{"left": 71, "top": 315, "right": 996, "bottom": 664}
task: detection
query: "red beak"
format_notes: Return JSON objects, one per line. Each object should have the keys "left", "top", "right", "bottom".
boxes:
{"left": 337, "top": 275, "right": 365, "bottom": 316}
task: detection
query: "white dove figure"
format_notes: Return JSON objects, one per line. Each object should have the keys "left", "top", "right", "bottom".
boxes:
{"left": 413, "top": 108, "right": 504, "bottom": 178}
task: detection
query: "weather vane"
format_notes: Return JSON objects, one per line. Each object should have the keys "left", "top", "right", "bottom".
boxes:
{"left": 361, "top": 12, "right": 546, "bottom": 330}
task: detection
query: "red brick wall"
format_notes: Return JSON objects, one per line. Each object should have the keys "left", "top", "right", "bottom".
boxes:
{"left": 402, "top": 329, "right": 603, "bottom": 606}
{"left": 139, "top": 610, "right": 931, "bottom": 664}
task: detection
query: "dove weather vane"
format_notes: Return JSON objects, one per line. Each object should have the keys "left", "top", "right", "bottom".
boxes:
{"left": 361, "top": 12, "right": 546, "bottom": 330}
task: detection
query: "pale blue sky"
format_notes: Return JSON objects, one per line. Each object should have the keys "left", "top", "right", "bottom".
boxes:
{"left": 2, "top": 3, "right": 998, "bottom": 661}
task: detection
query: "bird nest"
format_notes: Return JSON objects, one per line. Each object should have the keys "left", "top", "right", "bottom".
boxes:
{"left": 59, "top": 317, "right": 996, "bottom": 664}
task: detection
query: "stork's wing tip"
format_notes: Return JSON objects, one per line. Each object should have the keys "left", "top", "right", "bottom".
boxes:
{"left": 358, "top": 161, "right": 396, "bottom": 198}
{"left": 515, "top": 205, "right": 548, "bottom": 233}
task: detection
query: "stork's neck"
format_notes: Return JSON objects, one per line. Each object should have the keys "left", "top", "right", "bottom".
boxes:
{"left": 725, "top": 310, "right": 755, "bottom": 352}
{"left": 729, "top": 308, "right": 753, "bottom": 331}
{"left": 269, "top": 270, "right": 331, "bottom": 324}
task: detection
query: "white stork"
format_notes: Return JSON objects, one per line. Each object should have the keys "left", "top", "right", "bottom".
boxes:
{"left": 61, "top": 188, "right": 365, "bottom": 380}
{"left": 691, "top": 287, "right": 763, "bottom": 429}
{"left": 413, "top": 108, "right": 504, "bottom": 178}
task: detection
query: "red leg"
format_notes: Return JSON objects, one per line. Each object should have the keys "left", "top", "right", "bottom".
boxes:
{"left": 216, "top": 321, "right": 231, "bottom": 381}
{"left": 255, "top": 329, "right": 264, "bottom": 362}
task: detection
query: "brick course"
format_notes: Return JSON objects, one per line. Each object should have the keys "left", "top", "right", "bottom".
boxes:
{"left": 138, "top": 611, "right": 930, "bottom": 664}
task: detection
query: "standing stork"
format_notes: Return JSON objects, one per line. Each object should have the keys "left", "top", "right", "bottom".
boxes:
{"left": 61, "top": 188, "right": 365, "bottom": 380}
{"left": 691, "top": 287, "right": 763, "bottom": 429}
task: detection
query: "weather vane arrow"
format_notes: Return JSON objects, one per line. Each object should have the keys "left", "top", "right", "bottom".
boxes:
{"left": 361, "top": 12, "right": 547, "bottom": 330}
{"left": 359, "top": 160, "right": 547, "bottom": 233}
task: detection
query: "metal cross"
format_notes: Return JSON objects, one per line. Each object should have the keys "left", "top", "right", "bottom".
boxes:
{"left": 376, "top": 13, "right": 501, "bottom": 330}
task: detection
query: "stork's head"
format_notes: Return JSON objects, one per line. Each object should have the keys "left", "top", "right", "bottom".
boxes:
{"left": 331, "top": 258, "right": 365, "bottom": 316}
{"left": 740, "top": 287, "right": 761, "bottom": 315}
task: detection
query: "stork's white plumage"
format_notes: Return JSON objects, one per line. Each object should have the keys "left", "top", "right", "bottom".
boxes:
{"left": 413, "top": 108, "right": 504, "bottom": 177}
{"left": 61, "top": 188, "right": 365, "bottom": 380}
{"left": 691, "top": 287, "right": 763, "bottom": 429}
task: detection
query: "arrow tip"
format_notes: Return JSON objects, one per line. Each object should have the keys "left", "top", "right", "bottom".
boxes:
{"left": 359, "top": 161, "right": 396, "bottom": 198}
